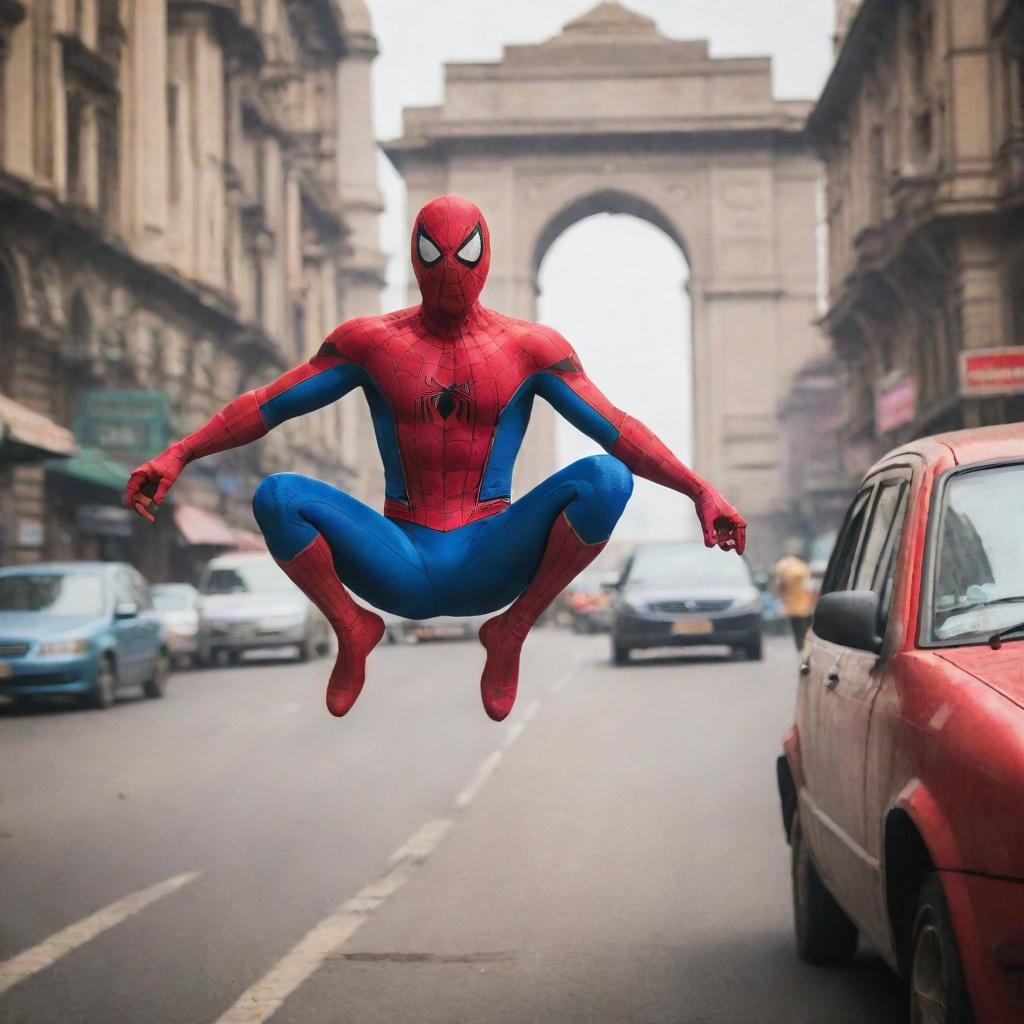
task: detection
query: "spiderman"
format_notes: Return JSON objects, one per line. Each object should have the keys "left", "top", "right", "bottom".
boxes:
{"left": 125, "top": 196, "right": 746, "bottom": 721}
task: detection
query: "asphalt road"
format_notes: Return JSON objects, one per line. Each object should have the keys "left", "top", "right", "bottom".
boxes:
{"left": 0, "top": 630, "right": 905, "bottom": 1024}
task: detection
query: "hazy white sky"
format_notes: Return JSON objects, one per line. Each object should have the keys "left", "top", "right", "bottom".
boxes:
{"left": 365, "top": 1, "right": 835, "bottom": 539}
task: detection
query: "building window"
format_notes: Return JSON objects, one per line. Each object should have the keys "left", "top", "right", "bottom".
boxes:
{"left": 0, "top": 262, "right": 17, "bottom": 396}
{"left": 869, "top": 124, "right": 886, "bottom": 221}
{"left": 97, "top": 102, "right": 118, "bottom": 223}
{"left": 292, "top": 301, "right": 306, "bottom": 361}
{"left": 65, "top": 88, "right": 85, "bottom": 203}
{"left": 907, "top": 0, "right": 934, "bottom": 170}
{"left": 167, "top": 82, "right": 180, "bottom": 204}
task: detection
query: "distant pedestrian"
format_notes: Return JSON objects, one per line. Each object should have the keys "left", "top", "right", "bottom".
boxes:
{"left": 773, "top": 543, "right": 813, "bottom": 650}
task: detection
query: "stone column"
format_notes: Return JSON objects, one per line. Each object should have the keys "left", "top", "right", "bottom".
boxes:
{"left": 1, "top": 2, "right": 31, "bottom": 176}
{"left": 120, "top": 0, "right": 168, "bottom": 260}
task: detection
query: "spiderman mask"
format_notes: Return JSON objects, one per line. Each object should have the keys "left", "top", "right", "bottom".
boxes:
{"left": 412, "top": 195, "right": 490, "bottom": 317}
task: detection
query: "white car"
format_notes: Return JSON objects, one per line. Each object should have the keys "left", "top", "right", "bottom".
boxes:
{"left": 151, "top": 582, "right": 201, "bottom": 669}
{"left": 197, "top": 552, "right": 331, "bottom": 665}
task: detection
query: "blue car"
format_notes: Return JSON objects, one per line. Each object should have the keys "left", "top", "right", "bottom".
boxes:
{"left": 0, "top": 562, "right": 169, "bottom": 708}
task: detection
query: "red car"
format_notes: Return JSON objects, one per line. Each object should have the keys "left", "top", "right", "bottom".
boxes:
{"left": 777, "top": 424, "right": 1024, "bottom": 1023}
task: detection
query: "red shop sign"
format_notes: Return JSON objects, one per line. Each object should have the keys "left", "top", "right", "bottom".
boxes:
{"left": 960, "top": 347, "right": 1024, "bottom": 397}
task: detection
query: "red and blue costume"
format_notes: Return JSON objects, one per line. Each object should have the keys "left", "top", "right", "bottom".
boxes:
{"left": 126, "top": 196, "right": 746, "bottom": 720}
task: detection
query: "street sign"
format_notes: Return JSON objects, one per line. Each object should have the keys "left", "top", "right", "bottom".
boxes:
{"left": 74, "top": 390, "right": 175, "bottom": 463}
{"left": 960, "top": 347, "right": 1024, "bottom": 398}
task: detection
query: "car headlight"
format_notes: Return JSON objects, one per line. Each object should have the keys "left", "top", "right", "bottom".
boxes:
{"left": 620, "top": 599, "right": 648, "bottom": 614}
{"left": 37, "top": 638, "right": 90, "bottom": 657}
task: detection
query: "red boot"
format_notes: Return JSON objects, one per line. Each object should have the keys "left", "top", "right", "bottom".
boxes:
{"left": 275, "top": 535, "right": 385, "bottom": 717}
{"left": 479, "top": 513, "right": 606, "bottom": 721}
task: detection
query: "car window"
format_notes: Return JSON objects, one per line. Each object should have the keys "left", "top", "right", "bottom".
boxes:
{"left": 853, "top": 481, "right": 909, "bottom": 592}
{"left": 113, "top": 570, "right": 136, "bottom": 606}
{"left": 200, "top": 558, "right": 295, "bottom": 595}
{"left": 625, "top": 544, "right": 752, "bottom": 586}
{"left": 821, "top": 487, "right": 873, "bottom": 595}
{"left": 0, "top": 572, "right": 105, "bottom": 616}
{"left": 853, "top": 479, "right": 910, "bottom": 629}
{"left": 929, "top": 463, "right": 1024, "bottom": 643}
{"left": 128, "top": 570, "right": 153, "bottom": 610}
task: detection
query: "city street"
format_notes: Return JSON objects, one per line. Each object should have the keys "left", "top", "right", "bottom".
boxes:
{"left": 0, "top": 630, "right": 904, "bottom": 1024}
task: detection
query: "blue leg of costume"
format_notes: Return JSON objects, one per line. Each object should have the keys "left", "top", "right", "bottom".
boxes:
{"left": 251, "top": 454, "right": 633, "bottom": 618}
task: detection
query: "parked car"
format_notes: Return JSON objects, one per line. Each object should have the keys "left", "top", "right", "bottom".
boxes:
{"left": 0, "top": 561, "right": 168, "bottom": 708}
{"left": 197, "top": 552, "right": 331, "bottom": 665}
{"left": 609, "top": 541, "right": 762, "bottom": 664}
{"left": 776, "top": 423, "right": 1024, "bottom": 1024}
{"left": 383, "top": 611, "right": 485, "bottom": 643}
{"left": 151, "top": 583, "right": 201, "bottom": 669}
{"left": 565, "top": 570, "right": 616, "bottom": 634}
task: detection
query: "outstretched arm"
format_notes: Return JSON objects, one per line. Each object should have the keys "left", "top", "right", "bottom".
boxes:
{"left": 531, "top": 330, "right": 746, "bottom": 554}
{"left": 124, "top": 334, "right": 362, "bottom": 522}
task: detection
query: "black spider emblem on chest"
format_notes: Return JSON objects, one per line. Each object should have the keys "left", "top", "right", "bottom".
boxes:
{"left": 418, "top": 378, "right": 474, "bottom": 423}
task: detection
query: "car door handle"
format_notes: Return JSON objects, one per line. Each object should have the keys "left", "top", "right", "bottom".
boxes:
{"left": 799, "top": 659, "right": 810, "bottom": 676}
{"left": 826, "top": 669, "right": 840, "bottom": 689}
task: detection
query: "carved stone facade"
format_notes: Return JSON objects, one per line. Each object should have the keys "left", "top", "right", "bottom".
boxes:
{"left": 811, "top": 0, "right": 1024, "bottom": 481}
{"left": 0, "top": 0, "right": 384, "bottom": 574}
{"left": 385, "top": 2, "right": 827, "bottom": 560}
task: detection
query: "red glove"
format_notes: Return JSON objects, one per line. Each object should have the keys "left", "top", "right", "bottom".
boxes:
{"left": 124, "top": 443, "right": 189, "bottom": 523}
{"left": 692, "top": 485, "right": 746, "bottom": 554}
{"left": 124, "top": 392, "right": 267, "bottom": 522}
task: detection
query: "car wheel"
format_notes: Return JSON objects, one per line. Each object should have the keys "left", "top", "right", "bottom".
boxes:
{"left": 611, "top": 640, "right": 630, "bottom": 666}
{"left": 296, "top": 635, "right": 312, "bottom": 662}
{"left": 89, "top": 655, "right": 117, "bottom": 710}
{"left": 791, "top": 813, "right": 858, "bottom": 965}
{"left": 745, "top": 635, "right": 764, "bottom": 661}
{"left": 908, "top": 874, "right": 973, "bottom": 1024}
{"left": 143, "top": 649, "right": 170, "bottom": 699}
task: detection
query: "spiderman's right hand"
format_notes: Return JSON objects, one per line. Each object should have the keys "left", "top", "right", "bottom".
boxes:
{"left": 124, "top": 444, "right": 188, "bottom": 523}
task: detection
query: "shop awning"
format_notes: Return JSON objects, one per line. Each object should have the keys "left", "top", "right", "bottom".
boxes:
{"left": 174, "top": 504, "right": 237, "bottom": 547}
{"left": 45, "top": 445, "right": 132, "bottom": 492}
{"left": 0, "top": 394, "right": 76, "bottom": 462}
{"left": 230, "top": 527, "right": 266, "bottom": 552}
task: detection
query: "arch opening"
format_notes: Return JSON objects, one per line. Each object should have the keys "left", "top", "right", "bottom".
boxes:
{"left": 536, "top": 206, "right": 693, "bottom": 542}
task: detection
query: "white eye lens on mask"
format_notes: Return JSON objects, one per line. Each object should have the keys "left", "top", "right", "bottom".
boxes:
{"left": 455, "top": 227, "right": 482, "bottom": 267}
{"left": 417, "top": 229, "right": 442, "bottom": 266}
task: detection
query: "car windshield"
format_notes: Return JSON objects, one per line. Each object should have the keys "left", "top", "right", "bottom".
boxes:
{"left": 931, "top": 464, "right": 1024, "bottom": 642}
{"left": 626, "top": 544, "right": 751, "bottom": 586}
{"left": 0, "top": 572, "right": 105, "bottom": 616}
{"left": 152, "top": 588, "right": 194, "bottom": 611}
{"left": 202, "top": 559, "right": 295, "bottom": 596}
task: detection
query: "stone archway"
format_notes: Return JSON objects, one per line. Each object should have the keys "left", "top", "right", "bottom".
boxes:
{"left": 385, "top": 1, "right": 825, "bottom": 552}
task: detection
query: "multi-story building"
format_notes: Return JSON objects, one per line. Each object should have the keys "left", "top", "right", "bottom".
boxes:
{"left": 810, "top": 0, "right": 1024, "bottom": 481}
{"left": 0, "top": 0, "right": 384, "bottom": 578}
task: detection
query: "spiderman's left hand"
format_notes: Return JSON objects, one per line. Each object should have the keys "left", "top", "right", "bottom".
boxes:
{"left": 692, "top": 487, "right": 747, "bottom": 555}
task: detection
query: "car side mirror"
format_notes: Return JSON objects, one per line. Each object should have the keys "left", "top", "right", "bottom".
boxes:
{"left": 114, "top": 601, "right": 139, "bottom": 620}
{"left": 812, "top": 591, "right": 882, "bottom": 654}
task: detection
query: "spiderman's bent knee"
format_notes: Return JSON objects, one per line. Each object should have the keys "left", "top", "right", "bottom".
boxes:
{"left": 579, "top": 455, "right": 633, "bottom": 505}
{"left": 252, "top": 473, "right": 308, "bottom": 527}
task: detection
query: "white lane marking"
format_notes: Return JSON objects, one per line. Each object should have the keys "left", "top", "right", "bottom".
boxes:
{"left": 452, "top": 749, "right": 504, "bottom": 811}
{"left": 502, "top": 721, "right": 526, "bottom": 748}
{"left": 549, "top": 668, "right": 574, "bottom": 694}
{"left": 0, "top": 871, "right": 202, "bottom": 996}
{"left": 213, "top": 653, "right": 578, "bottom": 1024}
{"left": 387, "top": 817, "right": 453, "bottom": 865}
